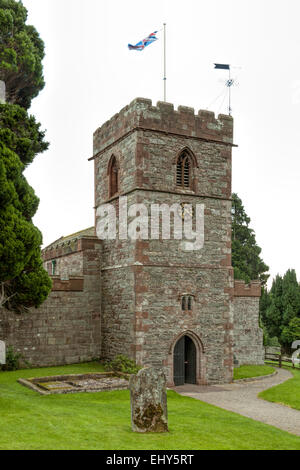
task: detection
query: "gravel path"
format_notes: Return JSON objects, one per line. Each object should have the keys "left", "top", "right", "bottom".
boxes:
{"left": 174, "top": 368, "right": 300, "bottom": 436}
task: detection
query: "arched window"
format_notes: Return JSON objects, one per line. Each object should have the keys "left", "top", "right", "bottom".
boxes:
{"left": 176, "top": 151, "right": 192, "bottom": 188}
{"left": 108, "top": 155, "right": 119, "bottom": 197}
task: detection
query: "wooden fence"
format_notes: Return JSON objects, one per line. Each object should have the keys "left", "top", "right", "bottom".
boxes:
{"left": 265, "top": 352, "right": 299, "bottom": 368}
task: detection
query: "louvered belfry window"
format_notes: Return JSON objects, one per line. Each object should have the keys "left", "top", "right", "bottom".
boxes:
{"left": 176, "top": 151, "right": 191, "bottom": 188}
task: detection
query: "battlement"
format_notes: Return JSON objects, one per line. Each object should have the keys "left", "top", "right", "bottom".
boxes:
{"left": 234, "top": 280, "right": 261, "bottom": 298}
{"left": 92, "top": 97, "right": 234, "bottom": 158}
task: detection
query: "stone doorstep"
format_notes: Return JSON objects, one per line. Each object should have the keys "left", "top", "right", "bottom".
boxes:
{"left": 169, "top": 371, "right": 280, "bottom": 393}
{"left": 18, "top": 371, "right": 130, "bottom": 395}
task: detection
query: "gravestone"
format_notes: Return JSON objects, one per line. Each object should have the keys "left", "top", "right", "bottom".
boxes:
{"left": 0, "top": 341, "right": 6, "bottom": 365}
{"left": 0, "top": 81, "right": 5, "bottom": 104}
{"left": 129, "top": 367, "right": 168, "bottom": 433}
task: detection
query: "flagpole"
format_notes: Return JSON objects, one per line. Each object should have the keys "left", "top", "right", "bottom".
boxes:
{"left": 228, "top": 67, "right": 231, "bottom": 116}
{"left": 163, "top": 23, "right": 166, "bottom": 102}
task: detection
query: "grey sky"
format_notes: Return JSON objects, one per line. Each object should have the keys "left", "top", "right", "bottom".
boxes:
{"left": 22, "top": 0, "right": 300, "bottom": 287}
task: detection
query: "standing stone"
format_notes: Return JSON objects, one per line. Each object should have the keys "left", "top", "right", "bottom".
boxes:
{"left": 0, "top": 341, "right": 6, "bottom": 365}
{"left": 129, "top": 367, "right": 168, "bottom": 433}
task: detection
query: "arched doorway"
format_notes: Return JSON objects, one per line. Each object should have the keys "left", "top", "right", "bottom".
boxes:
{"left": 173, "top": 335, "right": 196, "bottom": 386}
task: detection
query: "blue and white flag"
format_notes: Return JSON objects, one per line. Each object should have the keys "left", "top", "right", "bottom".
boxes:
{"left": 128, "top": 31, "right": 158, "bottom": 51}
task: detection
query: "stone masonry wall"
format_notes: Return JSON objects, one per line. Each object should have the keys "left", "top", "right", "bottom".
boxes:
{"left": 93, "top": 98, "right": 235, "bottom": 385}
{"left": 45, "top": 252, "right": 83, "bottom": 278}
{"left": 134, "top": 265, "right": 234, "bottom": 385}
{"left": 233, "top": 281, "right": 264, "bottom": 365}
{"left": 0, "top": 238, "right": 102, "bottom": 367}
{"left": 92, "top": 98, "right": 234, "bottom": 158}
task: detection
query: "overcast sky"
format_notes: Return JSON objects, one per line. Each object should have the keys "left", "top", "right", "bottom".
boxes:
{"left": 22, "top": 0, "right": 300, "bottom": 287}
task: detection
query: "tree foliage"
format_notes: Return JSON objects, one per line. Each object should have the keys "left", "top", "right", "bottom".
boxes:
{"left": 0, "top": 103, "right": 52, "bottom": 312}
{"left": 0, "top": 1, "right": 51, "bottom": 312}
{"left": 0, "top": 0, "right": 45, "bottom": 109}
{"left": 282, "top": 317, "right": 300, "bottom": 346}
{"left": 231, "top": 193, "right": 269, "bottom": 285}
{"left": 261, "top": 269, "right": 300, "bottom": 352}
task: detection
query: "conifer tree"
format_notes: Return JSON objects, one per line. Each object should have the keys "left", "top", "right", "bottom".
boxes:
{"left": 231, "top": 193, "right": 269, "bottom": 285}
{"left": 0, "top": 0, "right": 51, "bottom": 312}
{"left": 264, "top": 270, "right": 300, "bottom": 355}
{"left": 0, "top": 0, "right": 45, "bottom": 109}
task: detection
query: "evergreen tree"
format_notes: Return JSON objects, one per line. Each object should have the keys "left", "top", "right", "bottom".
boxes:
{"left": 264, "top": 270, "right": 300, "bottom": 354}
{"left": 0, "top": 0, "right": 51, "bottom": 312}
{"left": 231, "top": 193, "right": 269, "bottom": 285}
{"left": 0, "top": 103, "right": 52, "bottom": 311}
{"left": 0, "top": 0, "right": 45, "bottom": 109}
{"left": 259, "top": 286, "right": 273, "bottom": 345}
{"left": 282, "top": 317, "right": 300, "bottom": 345}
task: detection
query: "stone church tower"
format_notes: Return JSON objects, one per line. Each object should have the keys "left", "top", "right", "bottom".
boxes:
{"left": 92, "top": 98, "right": 236, "bottom": 385}
{"left": 0, "top": 98, "right": 264, "bottom": 385}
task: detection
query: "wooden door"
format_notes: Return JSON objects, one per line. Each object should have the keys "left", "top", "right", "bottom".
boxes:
{"left": 185, "top": 336, "right": 196, "bottom": 384}
{"left": 173, "top": 336, "right": 185, "bottom": 386}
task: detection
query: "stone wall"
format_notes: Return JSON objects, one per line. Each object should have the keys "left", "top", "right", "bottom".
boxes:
{"left": 134, "top": 265, "right": 234, "bottom": 385}
{"left": 0, "top": 98, "right": 264, "bottom": 383}
{"left": 93, "top": 98, "right": 235, "bottom": 385}
{"left": 92, "top": 98, "right": 234, "bottom": 158}
{"left": 233, "top": 280, "right": 264, "bottom": 365}
{"left": 0, "top": 237, "right": 102, "bottom": 367}
{"left": 45, "top": 252, "right": 83, "bottom": 278}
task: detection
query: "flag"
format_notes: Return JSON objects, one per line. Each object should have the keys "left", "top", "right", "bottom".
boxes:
{"left": 214, "top": 63, "right": 230, "bottom": 70}
{"left": 128, "top": 31, "right": 158, "bottom": 51}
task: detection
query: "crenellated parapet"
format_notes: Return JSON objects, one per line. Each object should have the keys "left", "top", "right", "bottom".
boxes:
{"left": 234, "top": 280, "right": 261, "bottom": 298}
{"left": 42, "top": 236, "right": 101, "bottom": 262}
{"left": 92, "top": 97, "right": 234, "bottom": 158}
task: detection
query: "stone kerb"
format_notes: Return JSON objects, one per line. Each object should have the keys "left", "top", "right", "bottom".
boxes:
{"left": 129, "top": 367, "right": 168, "bottom": 433}
{"left": 92, "top": 97, "right": 234, "bottom": 157}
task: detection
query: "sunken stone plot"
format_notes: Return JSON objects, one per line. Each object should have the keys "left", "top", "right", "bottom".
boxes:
{"left": 129, "top": 367, "right": 168, "bottom": 433}
{"left": 18, "top": 372, "right": 129, "bottom": 395}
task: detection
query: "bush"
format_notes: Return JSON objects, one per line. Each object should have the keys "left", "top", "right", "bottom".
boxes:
{"left": 1, "top": 346, "right": 23, "bottom": 371}
{"left": 263, "top": 326, "right": 280, "bottom": 347}
{"left": 104, "top": 355, "right": 141, "bottom": 375}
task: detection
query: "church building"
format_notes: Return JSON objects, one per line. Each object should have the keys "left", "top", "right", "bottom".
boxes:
{"left": 0, "top": 98, "right": 264, "bottom": 385}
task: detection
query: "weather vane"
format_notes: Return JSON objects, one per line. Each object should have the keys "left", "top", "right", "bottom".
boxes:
{"left": 214, "top": 64, "right": 238, "bottom": 116}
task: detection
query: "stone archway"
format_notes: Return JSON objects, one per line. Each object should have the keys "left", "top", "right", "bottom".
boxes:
{"left": 167, "top": 330, "right": 206, "bottom": 386}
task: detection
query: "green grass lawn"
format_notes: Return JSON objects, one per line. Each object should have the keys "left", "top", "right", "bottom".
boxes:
{"left": 1, "top": 362, "right": 300, "bottom": 450}
{"left": 233, "top": 364, "right": 275, "bottom": 380}
{"left": 259, "top": 366, "right": 300, "bottom": 412}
